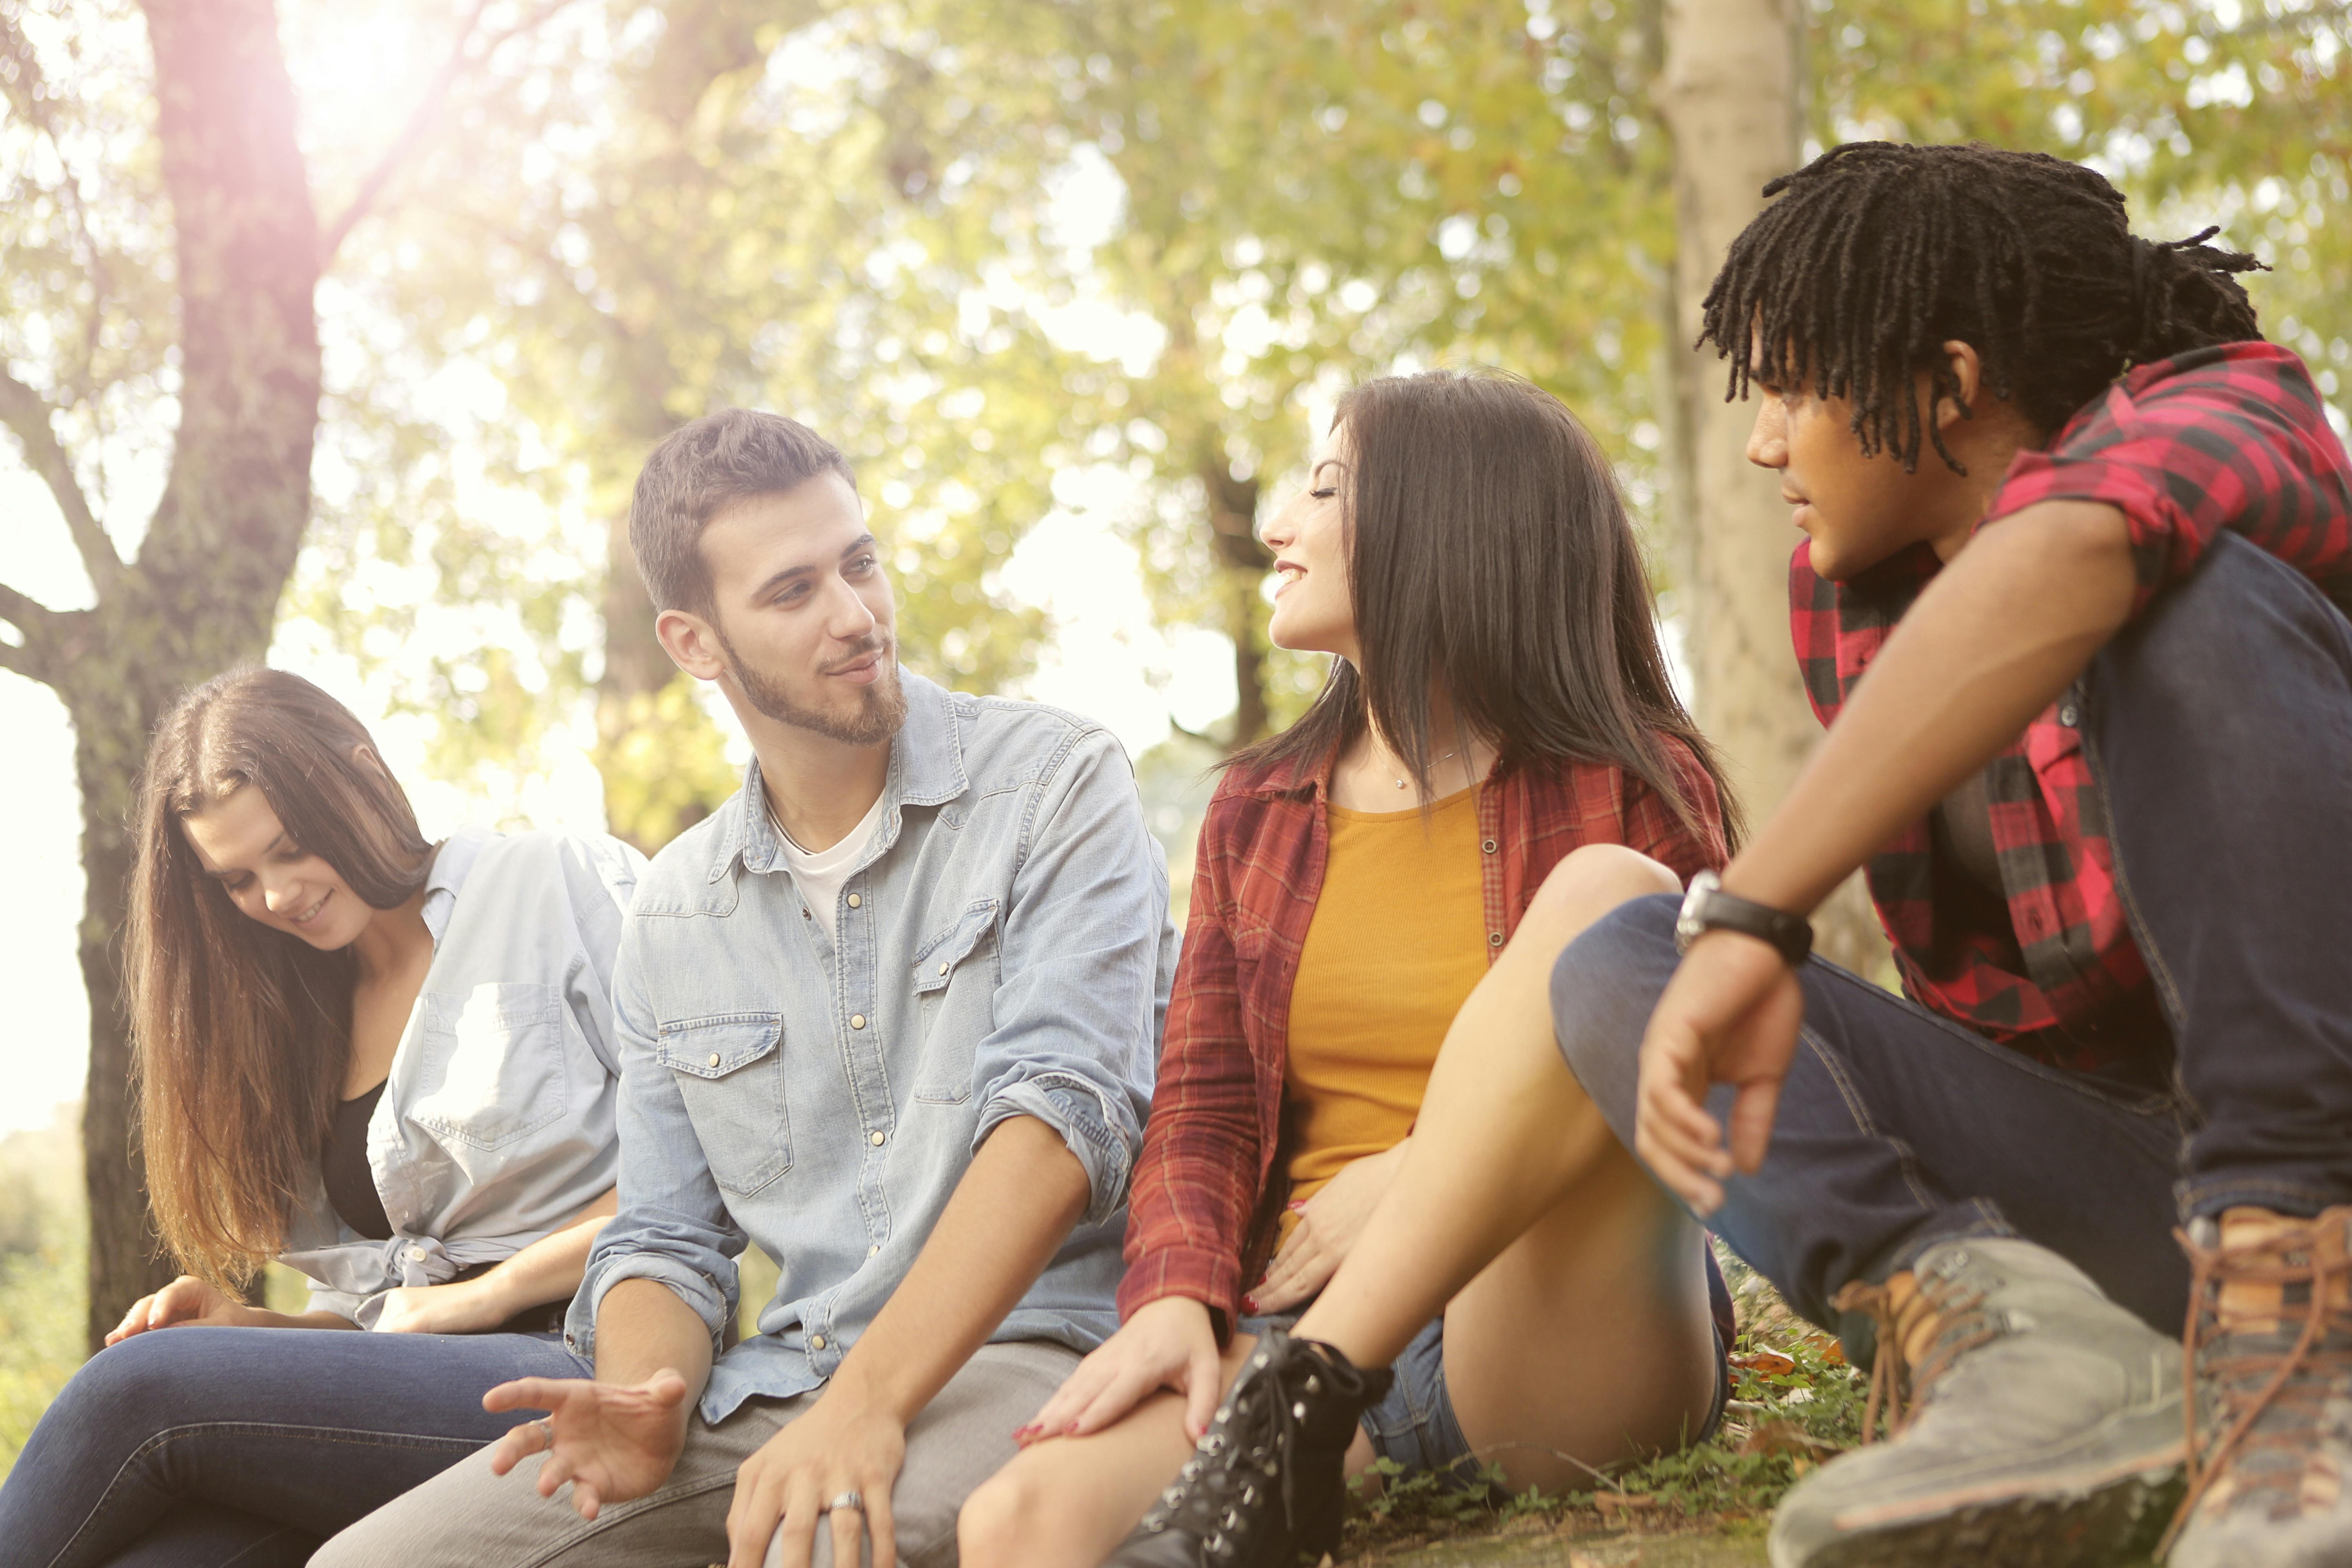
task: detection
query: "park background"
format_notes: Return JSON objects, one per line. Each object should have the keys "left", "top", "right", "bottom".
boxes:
{"left": 0, "top": 0, "right": 2344, "bottom": 1553}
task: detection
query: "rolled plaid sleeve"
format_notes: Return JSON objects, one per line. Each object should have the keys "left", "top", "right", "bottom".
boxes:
{"left": 1987, "top": 343, "right": 2352, "bottom": 621}
{"left": 1117, "top": 795, "right": 1264, "bottom": 1328}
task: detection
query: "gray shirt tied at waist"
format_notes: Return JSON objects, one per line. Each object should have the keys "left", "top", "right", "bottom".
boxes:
{"left": 281, "top": 826, "right": 644, "bottom": 1325}
{"left": 568, "top": 673, "right": 1178, "bottom": 1423}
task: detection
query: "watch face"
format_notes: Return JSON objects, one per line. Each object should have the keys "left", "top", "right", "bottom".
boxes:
{"left": 1674, "top": 873, "right": 1717, "bottom": 953}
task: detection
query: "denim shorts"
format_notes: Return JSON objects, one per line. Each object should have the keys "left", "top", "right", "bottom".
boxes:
{"left": 1237, "top": 1306, "right": 1731, "bottom": 1491}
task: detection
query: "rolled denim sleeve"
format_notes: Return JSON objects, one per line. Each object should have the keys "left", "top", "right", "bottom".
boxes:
{"left": 971, "top": 728, "right": 1170, "bottom": 1226}
{"left": 564, "top": 927, "right": 747, "bottom": 1363}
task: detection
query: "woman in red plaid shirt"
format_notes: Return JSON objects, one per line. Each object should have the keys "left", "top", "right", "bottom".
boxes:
{"left": 961, "top": 371, "right": 1742, "bottom": 1568}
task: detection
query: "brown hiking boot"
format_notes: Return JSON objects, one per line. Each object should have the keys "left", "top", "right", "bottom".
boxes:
{"left": 1767, "top": 1237, "right": 2183, "bottom": 1568}
{"left": 2163, "top": 1205, "right": 2352, "bottom": 1568}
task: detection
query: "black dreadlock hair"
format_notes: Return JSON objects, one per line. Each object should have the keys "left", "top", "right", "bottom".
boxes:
{"left": 1699, "top": 142, "right": 2268, "bottom": 473}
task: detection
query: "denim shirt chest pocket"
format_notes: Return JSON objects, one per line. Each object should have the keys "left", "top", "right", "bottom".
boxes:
{"left": 657, "top": 1013, "right": 792, "bottom": 1196}
{"left": 410, "top": 982, "right": 568, "bottom": 1151}
{"left": 911, "top": 899, "right": 999, "bottom": 1104}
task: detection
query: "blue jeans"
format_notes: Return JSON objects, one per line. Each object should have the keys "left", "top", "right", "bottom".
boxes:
{"left": 0, "top": 1325, "right": 587, "bottom": 1568}
{"left": 1554, "top": 532, "right": 2352, "bottom": 1339}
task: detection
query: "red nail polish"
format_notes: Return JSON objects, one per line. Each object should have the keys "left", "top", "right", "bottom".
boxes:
{"left": 1241, "top": 1294, "right": 1259, "bottom": 1312}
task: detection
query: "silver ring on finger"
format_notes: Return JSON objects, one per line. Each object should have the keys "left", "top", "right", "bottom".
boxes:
{"left": 825, "top": 1489, "right": 864, "bottom": 1514}
{"left": 533, "top": 1417, "right": 556, "bottom": 1449}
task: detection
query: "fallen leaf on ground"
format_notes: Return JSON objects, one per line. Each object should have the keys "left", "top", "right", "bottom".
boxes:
{"left": 1739, "top": 1418, "right": 1841, "bottom": 1458}
{"left": 1728, "top": 1348, "right": 1796, "bottom": 1375}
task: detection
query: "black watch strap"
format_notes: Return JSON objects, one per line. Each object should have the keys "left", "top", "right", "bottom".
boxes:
{"left": 1675, "top": 870, "right": 1814, "bottom": 967}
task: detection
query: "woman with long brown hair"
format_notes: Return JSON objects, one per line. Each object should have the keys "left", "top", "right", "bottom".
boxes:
{"left": 960, "top": 370, "right": 1741, "bottom": 1568}
{"left": 0, "top": 667, "right": 640, "bottom": 1567}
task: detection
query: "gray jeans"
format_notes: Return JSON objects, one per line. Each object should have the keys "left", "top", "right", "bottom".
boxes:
{"left": 312, "top": 1341, "right": 1079, "bottom": 1568}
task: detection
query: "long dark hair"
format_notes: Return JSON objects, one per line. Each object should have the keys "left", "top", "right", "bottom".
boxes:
{"left": 1702, "top": 141, "right": 2266, "bottom": 472}
{"left": 126, "top": 667, "right": 432, "bottom": 1284}
{"left": 1235, "top": 370, "right": 1740, "bottom": 848}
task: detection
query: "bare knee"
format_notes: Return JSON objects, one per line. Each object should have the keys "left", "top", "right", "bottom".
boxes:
{"left": 960, "top": 1466, "right": 1069, "bottom": 1568}
{"left": 1517, "top": 844, "right": 1682, "bottom": 949}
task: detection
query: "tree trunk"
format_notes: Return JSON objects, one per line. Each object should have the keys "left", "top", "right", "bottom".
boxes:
{"left": 1661, "top": 0, "right": 1886, "bottom": 972}
{"left": 1203, "top": 464, "right": 1270, "bottom": 748}
{"left": 58, "top": 0, "right": 323, "bottom": 1350}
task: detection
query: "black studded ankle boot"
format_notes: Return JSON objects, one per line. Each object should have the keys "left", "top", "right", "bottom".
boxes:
{"left": 1125, "top": 1327, "right": 1393, "bottom": 1568}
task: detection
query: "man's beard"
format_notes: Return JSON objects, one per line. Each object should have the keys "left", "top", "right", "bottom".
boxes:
{"left": 715, "top": 627, "right": 908, "bottom": 746}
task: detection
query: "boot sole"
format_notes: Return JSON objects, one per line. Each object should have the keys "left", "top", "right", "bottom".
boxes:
{"left": 1791, "top": 1447, "right": 2185, "bottom": 1568}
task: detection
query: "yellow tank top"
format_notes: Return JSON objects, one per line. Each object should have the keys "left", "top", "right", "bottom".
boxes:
{"left": 1281, "top": 786, "right": 1489, "bottom": 1224}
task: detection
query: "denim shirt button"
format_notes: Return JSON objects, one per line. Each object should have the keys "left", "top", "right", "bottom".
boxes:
{"left": 851, "top": 1014, "right": 867, "bottom": 1030}
{"left": 811, "top": 1333, "right": 826, "bottom": 1350}
{"left": 847, "top": 893, "right": 862, "bottom": 909}
{"left": 870, "top": 1130, "right": 886, "bottom": 1147}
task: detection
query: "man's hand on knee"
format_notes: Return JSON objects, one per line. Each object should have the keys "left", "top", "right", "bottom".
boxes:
{"left": 727, "top": 1387, "right": 906, "bottom": 1568}
{"left": 482, "top": 1370, "right": 693, "bottom": 1519}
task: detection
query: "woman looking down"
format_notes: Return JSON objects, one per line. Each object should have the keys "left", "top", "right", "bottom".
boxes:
{"left": 2, "top": 667, "right": 639, "bottom": 1568}
{"left": 960, "top": 370, "right": 1740, "bottom": 1568}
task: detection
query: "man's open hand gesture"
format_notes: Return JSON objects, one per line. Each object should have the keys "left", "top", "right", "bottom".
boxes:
{"left": 1635, "top": 930, "right": 1805, "bottom": 1214}
{"left": 482, "top": 1370, "right": 694, "bottom": 1520}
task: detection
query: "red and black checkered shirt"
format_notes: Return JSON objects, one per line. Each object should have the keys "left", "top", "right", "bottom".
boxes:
{"left": 1794, "top": 343, "right": 2352, "bottom": 1070}
{"left": 1118, "top": 741, "right": 1729, "bottom": 1326}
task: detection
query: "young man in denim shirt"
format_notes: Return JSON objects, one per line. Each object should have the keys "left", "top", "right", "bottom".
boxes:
{"left": 319, "top": 410, "right": 1176, "bottom": 1568}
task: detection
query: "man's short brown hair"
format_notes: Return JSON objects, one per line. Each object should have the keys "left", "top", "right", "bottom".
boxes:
{"left": 629, "top": 409, "right": 857, "bottom": 616}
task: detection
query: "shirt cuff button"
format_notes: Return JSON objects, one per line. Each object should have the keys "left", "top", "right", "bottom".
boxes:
{"left": 811, "top": 1333, "right": 826, "bottom": 1350}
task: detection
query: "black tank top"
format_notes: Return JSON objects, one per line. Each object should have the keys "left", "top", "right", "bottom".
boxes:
{"left": 320, "top": 1081, "right": 394, "bottom": 1240}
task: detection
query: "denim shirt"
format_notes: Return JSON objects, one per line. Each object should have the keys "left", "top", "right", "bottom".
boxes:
{"left": 280, "top": 827, "right": 644, "bottom": 1325}
{"left": 568, "top": 674, "right": 1176, "bottom": 1423}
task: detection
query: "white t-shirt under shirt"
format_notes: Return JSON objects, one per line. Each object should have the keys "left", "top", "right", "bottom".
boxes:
{"left": 771, "top": 786, "right": 889, "bottom": 942}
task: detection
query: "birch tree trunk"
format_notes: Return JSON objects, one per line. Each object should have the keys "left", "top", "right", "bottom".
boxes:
{"left": 1662, "top": 0, "right": 1887, "bottom": 971}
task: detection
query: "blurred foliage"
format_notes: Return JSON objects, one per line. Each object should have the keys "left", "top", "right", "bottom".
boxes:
{"left": 598, "top": 676, "right": 747, "bottom": 849}
{"left": 0, "top": 1114, "right": 87, "bottom": 1482}
{"left": 258, "top": 0, "right": 2347, "bottom": 821}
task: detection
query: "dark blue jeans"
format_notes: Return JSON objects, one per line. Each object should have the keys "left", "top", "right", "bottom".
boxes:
{"left": 1554, "top": 532, "right": 2352, "bottom": 1338}
{"left": 0, "top": 1324, "right": 587, "bottom": 1568}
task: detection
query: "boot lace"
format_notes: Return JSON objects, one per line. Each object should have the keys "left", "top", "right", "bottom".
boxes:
{"left": 2159, "top": 1211, "right": 2352, "bottom": 1558}
{"left": 1829, "top": 1262, "right": 2002, "bottom": 1445}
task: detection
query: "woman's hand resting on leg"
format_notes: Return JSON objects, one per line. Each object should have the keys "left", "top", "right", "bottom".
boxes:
{"left": 1248, "top": 1138, "right": 1410, "bottom": 1315}
{"left": 105, "top": 1276, "right": 257, "bottom": 1343}
{"left": 373, "top": 1279, "right": 504, "bottom": 1335}
{"left": 1017, "top": 1296, "right": 1226, "bottom": 1443}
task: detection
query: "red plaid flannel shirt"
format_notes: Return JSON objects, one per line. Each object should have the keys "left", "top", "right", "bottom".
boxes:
{"left": 1118, "top": 741, "right": 1729, "bottom": 1326}
{"left": 1794, "top": 343, "right": 2352, "bottom": 1068}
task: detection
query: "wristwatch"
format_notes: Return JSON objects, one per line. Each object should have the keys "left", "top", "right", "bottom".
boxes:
{"left": 1675, "top": 870, "right": 1814, "bottom": 968}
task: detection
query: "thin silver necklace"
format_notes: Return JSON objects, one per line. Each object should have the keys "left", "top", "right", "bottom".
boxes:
{"left": 1392, "top": 749, "right": 1458, "bottom": 790}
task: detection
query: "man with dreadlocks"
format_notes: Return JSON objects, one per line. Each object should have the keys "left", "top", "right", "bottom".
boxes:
{"left": 1108, "top": 142, "right": 2352, "bottom": 1568}
{"left": 1604, "top": 143, "right": 2352, "bottom": 1566}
